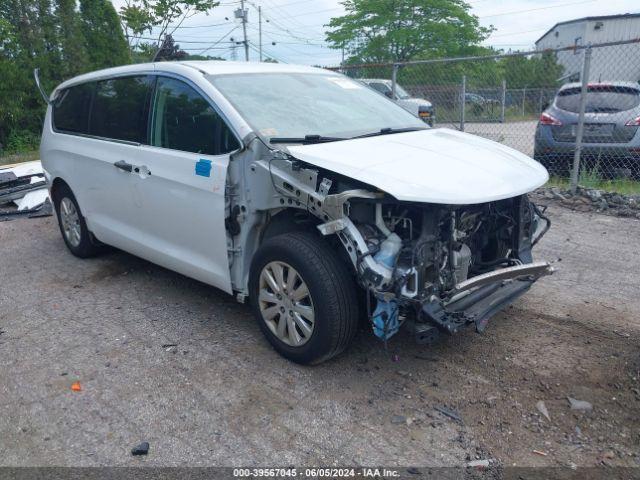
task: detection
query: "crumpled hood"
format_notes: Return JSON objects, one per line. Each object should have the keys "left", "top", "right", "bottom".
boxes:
{"left": 287, "top": 128, "right": 548, "bottom": 205}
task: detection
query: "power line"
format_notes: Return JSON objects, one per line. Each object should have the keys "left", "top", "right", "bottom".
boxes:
{"left": 257, "top": 2, "right": 328, "bottom": 36}
{"left": 138, "top": 35, "right": 237, "bottom": 44}
{"left": 246, "top": 25, "right": 325, "bottom": 44}
{"left": 489, "top": 27, "right": 548, "bottom": 38}
{"left": 259, "top": 0, "right": 318, "bottom": 33}
{"left": 264, "top": 0, "right": 317, "bottom": 9}
{"left": 479, "top": 0, "right": 598, "bottom": 19}
{"left": 199, "top": 25, "right": 239, "bottom": 55}
{"left": 167, "top": 21, "right": 234, "bottom": 29}
{"left": 269, "top": 5, "right": 342, "bottom": 20}
{"left": 248, "top": 40, "right": 286, "bottom": 63}
{"left": 258, "top": 13, "right": 326, "bottom": 43}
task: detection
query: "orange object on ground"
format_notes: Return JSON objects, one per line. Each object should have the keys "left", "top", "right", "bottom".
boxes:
{"left": 71, "top": 382, "right": 82, "bottom": 391}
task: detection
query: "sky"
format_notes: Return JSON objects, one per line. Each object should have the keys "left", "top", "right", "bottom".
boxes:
{"left": 110, "top": 0, "right": 640, "bottom": 65}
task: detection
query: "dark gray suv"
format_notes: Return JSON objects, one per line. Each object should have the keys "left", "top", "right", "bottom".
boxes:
{"left": 534, "top": 81, "right": 640, "bottom": 177}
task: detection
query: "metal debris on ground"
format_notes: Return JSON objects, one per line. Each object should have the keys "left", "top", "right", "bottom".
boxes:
{"left": 466, "top": 459, "right": 491, "bottom": 468}
{"left": 0, "top": 161, "right": 51, "bottom": 221}
{"left": 536, "top": 400, "right": 551, "bottom": 421}
{"left": 131, "top": 442, "right": 150, "bottom": 456}
{"left": 434, "top": 405, "right": 463, "bottom": 423}
{"left": 567, "top": 396, "right": 593, "bottom": 411}
{"left": 390, "top": 415, "right": 407, "bottom": 425}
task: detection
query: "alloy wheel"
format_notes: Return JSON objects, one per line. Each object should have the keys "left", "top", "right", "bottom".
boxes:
{"left": 59, "top": 197, "right": 81, "bottom": 247}
{"left": 258, "top": 261, "right": 315, "bottom": 347}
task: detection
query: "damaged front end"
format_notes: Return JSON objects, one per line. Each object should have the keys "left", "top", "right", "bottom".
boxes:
{"left": 340, "top": 193, "right": 553, "bottom": 343}
{"left": 246, "top": 149, "right": 553, "bottom": 345}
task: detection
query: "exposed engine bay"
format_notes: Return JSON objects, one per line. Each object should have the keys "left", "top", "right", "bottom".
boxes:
{"left": 230, "top": 145, "right": 554, "bottom": 344}
{"left": 346, "top": 195, "right": 552, "bottom": 342}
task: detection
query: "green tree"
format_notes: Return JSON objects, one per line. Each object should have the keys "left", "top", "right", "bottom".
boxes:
{"left": 183, "top": 53, "right": 225, "bottom": 60}
{"left": 500, "top": 51, "right": 565, "bottom": 88}
{"left": 119, "top": 0, "right": 220, "bottom": 53}
{"left": 153, "top": 34, "right": 187, "bottom": 61}
{"left": 326, "top": 0, "right": 493, "bottom": 63}
{"left": 0, "top": 18, "right": 24, "bottom": 150}
{"left": 80, "top": 0, "right": 130, "bottom": 69}
{"left": 55, "top": 0, "right": 89, "bottom": 76}
{"left": 0, "top": 0, "right": 61, "bottom": 151}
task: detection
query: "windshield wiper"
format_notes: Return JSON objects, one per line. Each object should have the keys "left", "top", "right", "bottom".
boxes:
{"left": 269, "top": 127, "right": 427, "bottom": 145}
{"left": 350, "top": 126, "right": 428, "bottom": 139}
{"left": 269, "top": 134, "right": 345, "bottom": 144}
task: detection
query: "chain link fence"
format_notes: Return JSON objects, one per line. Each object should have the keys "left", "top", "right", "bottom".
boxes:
{"left": 329, "top": 39, "right": 640, "bottom": 192}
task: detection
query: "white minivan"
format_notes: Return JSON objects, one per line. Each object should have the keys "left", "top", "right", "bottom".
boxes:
{"left": 41, "top": 61, "right": 553, "bottom": 364}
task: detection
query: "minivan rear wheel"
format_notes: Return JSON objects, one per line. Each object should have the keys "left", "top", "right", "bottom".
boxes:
{"left": 249, "top": 231, "right": 359, "bottom": 365}
{"left": 53, "top": 184, "right": 102, "bottom": 258}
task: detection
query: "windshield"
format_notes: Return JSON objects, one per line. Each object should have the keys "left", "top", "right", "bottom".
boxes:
{"left": 556, "top": 85, "right": 640, "bottom": 113}
{"left": 208, "top": 73, "right": 425, "bottom": 140}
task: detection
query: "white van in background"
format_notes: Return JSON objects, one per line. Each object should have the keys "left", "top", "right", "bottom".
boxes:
{"left": 359, "top": 78, "right": 435, "bottom": 126}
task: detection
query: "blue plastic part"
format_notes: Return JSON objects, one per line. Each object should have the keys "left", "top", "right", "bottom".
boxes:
{"left": 372, "top": 299, "right": 400, "bottom": 340}
{"left": 370, "top": 234, "right": 402, "bottom": 340}
{"left": 195, "top": 159, "right": 212, "bottom": 177}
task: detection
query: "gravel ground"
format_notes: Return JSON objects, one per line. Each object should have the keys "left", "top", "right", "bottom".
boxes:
{"left": 0, "top": 204, "right": 639, "bottom": 470}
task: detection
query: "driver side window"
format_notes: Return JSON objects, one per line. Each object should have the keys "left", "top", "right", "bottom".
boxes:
{"left": 150, "top": 77, "right": 239, "bottom": 155}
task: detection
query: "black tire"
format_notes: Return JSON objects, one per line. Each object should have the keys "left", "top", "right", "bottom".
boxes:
{"left": 249, "top": 231, "right": 359, "bottom": 365}
{"left": 53, "top": 183, "right": 103, "bottom": 258}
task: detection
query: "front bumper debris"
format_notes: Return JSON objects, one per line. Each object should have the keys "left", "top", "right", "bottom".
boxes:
{"left": 419, "top": 261, "right": 554, "bottom": 335}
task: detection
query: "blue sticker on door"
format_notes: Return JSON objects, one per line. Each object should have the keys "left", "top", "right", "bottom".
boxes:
{"left": 195, "top": 159, "right": 212, "bottom": 177}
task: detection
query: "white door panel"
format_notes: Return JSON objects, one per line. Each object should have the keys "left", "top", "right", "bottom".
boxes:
{"left": 103, "top": 74, "right": 239, "bottom": 293}
{"left": 122, "top": 146, "right": 232, "bottom": 292}
{"left": 48, "top": 135, "right": 140, "bottom": 239}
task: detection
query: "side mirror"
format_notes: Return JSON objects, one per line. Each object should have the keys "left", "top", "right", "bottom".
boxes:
{"left": 385, "top": 91, "right": 393, "bottom": 98}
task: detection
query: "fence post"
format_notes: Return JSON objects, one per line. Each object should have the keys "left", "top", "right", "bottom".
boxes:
{"left": 521, "top": 87, "right": 527, "bottom": 117}
{"left": 570, "top": 46, "right": 592, "bottom": 193}
{"left": 538, "top": 89, "right": 544, "bottom": 114}
{"left": 500, "top": 79, "right": 506, "bottom": 123}
{"left": 460, "top": 75, "right": 466, "bottom": 132}
{"left": 391, "top": 64, "right": 398, "bottom": 100}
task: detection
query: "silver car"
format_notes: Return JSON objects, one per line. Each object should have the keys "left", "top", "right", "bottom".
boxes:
{"left": 534, "top": 81, "right": 640, "bottom": 177}
{"left": 360, "top": 78, "right": 435, "bottom": 126}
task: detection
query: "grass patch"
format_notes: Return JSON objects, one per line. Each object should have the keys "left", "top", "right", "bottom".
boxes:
{"left": 547, "top": 173, "right": 640, "bottom": 196}
{"left": 0, "top": 150, "right": 39, "bottom": 167}
{"left": 435, "top": 105, "right": 537, "bottom": 125}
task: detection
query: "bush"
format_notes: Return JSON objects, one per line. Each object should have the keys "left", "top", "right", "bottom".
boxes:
{"left": 2, "top": 130, "right": 40, "bottom": 155}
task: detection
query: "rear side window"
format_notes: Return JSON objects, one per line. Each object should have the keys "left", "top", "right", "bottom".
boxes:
{"left": 90, "top": 76, "right": 153, "bottom": 143}
{"left": 53, "top": 83, "right": 94, "bottom": 134}
{"left": 150, "top": 77, "right": 239, "bottom": 155}
{"left": 556, "top": 85, "right": 640, "bottom": 113}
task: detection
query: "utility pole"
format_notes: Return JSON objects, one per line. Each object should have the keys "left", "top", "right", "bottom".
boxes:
{"left": 258, "top": 6, "right": 263, "bottom": 62}
{"left": 230, "top": 37, "right": 237, "bottom": 61}
{"left": 240, "top": 0, "right": 249, "bottom": 61}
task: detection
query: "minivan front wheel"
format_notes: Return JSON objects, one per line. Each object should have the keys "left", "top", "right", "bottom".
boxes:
{"left": 249, "top": 232, "right": 359, "bottom": 364}
{"left": 53, "top": 184, "right": 102, "bottom": 258}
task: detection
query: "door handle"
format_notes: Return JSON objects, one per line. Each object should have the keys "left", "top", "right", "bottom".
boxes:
{"left": 114, "top": 160, "right": 133, "bottom": 173}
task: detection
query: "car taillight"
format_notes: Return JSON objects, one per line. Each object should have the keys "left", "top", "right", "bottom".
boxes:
{"left": 539, "top": 112, "right": 562, "bottom": 126}
{"left": 625, "top": 116, "right": 640, "bottom": 126}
